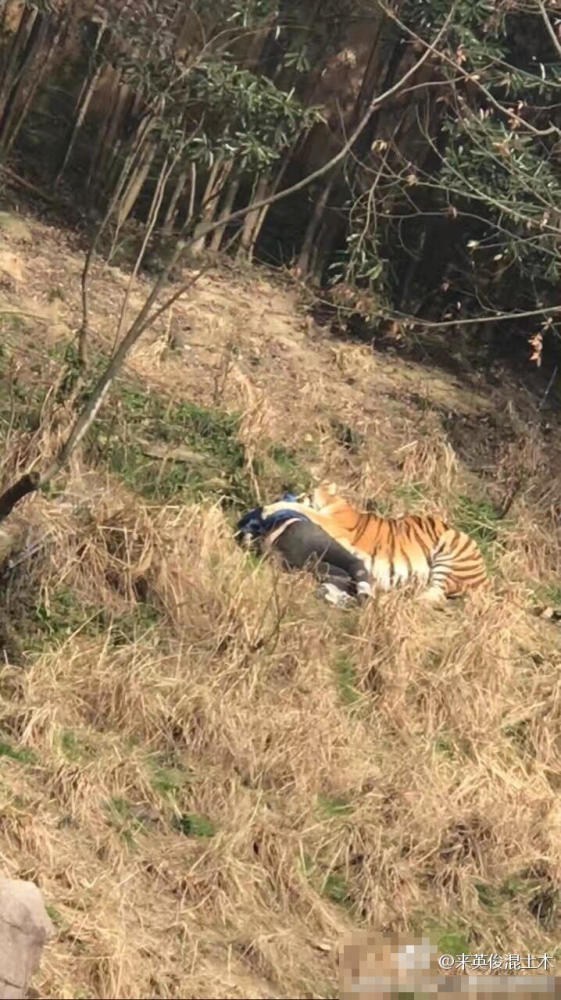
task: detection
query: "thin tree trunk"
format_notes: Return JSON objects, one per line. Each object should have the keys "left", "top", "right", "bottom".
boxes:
{"left": 85, "top": 69, "right": 128, "bottom": 196}
{"left": 54, "top": 20, "right": 107, "bottom": 186}
{"left": 0, "top": 18, "right": 61, "bottom": 160}
{"left": 209, "top": 170, "right": 239, "bottom": 251}
{"left": 162, "top": 166, "right": 189, "bottom": 236}
{"left": 237, "top": 175, "right": 270, "bottom": 260}
{"left": 102, "top": 117, "right": 156, "bottom": 262}
{"left": 0, "top": 9, "right": 48, "bottom": 154}
{"left": 186, "top": 161, "right": 197, "bottom": 227}
{"left": 296, "top": 171, "right": 337, "bottom": 275}
{"left": 113, "top": 153, "right": 177, "bottom": 345}
{"left": 43, "top": 262, "right": 207, "bottom": 494}
{"left": 0, "top": 6, "right": 37, "bottom": 124}
{"left": 77, "top": 129, "right": 155, "bottom": 367}
{"left": 101, "top": 90, "right": 144, "bottom": 200}
{"left": 245, "top": 145, "right": 295, "bottom": 260}
{"left": 354, "top": 14, "right": 387, "bottom": 120}
{"left": 116, "top": 141, "right": 156, "bottom": 229}
{"left": 0, "top": 0, "right": 13, "bottom": 43}
{"left": 190, "top": 157, "right": 226, "bottom": 255}
{"left": 275, "top": 0, "right": 323, "bottom": 91}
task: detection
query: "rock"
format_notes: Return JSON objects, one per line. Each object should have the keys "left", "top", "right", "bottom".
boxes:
{"left": 167, "top": 327, "right": 192, "bottom": 353}
{"left": 0, "top": 527, "right": 20, "bottom": 566}
{"left": 0, "top": 249, "right": 25, "bottom": 286}
{"left": 0, "top": 878, "right": 54, "bottom": 999}
{"left": 0, "top": 212, "right": 33, "bottom": 244}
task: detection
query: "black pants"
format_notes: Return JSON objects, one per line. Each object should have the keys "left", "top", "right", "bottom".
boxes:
{"left": 270, "top": 520, "right": 370, "bottom": 596}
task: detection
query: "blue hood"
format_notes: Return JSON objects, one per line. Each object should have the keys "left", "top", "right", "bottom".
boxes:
{"left": 236, "top": 493, "right": 309, "bottom": 540}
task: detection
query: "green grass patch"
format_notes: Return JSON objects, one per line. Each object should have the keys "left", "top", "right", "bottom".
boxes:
{"left": 33, "top": 587, "right": 106, "bottom": 641}
{"left": 499, "top": 874, "right": 526, "bottom": 898}
{"left": 0, "top": 312, "right": 33, "bottom": 339}
{"left": 333, "top": 653, "right": 361, "bottom": 707}
{"left": 453, "top": 494, "right": 503, "bottom": 560}
{"left": 0, "top": 740, "right": 37, "bottom": 765}
{"left": 106, "top": 796, "right": 133, "bottom": 824}
{"left": 255, "top": 441, "right": 316, "bottom": 497}
{"left": 148, "top": 752, "right": 191, "bottom": 801}
{"left": 475, "top": 881, "right": 507, "bottom": 912}
{"left": 433, "top": 733, "right": 455, "bottom": 760}
{"left": 393, "top": 482, "right": 426, "bottom": 507}
{"left": 87, "top": 382, "right": 254, "bottom": 507}
{"left": 45, "top": 904, "right": 64, "bottom": 927}
{"left": 269, "top": 443, "right": 306, "bottom": 480}
{"left": 58, "top": 729, "right": 94, "bottom": 763}
{"left": 1, "top": 346, "right": 315, "bottom": 514}
{"left": 424, "top": 651, "right": 443, "bottom": 672}
{"left": 531, "top": 582, "right": 561, "bottom": 607}
{"left": 242, "top": 549, "right": 267, "bottom": 572}
{"left": 433, "top": 731, "right": 473, "bottom": 763}
{"left": 108, "top": 604, "right": 161, "bottom": 646}
{"left": 152, "top": 767, "right": 187, "bottom": 797}
{"left": 301, "top": 853, "right": 353, "bottom": 909}
{"left": 105, "top": 796, "right": 148, "bottom": 848}
{"left": 29, "top": 584, "right": 162, "bottom": 652}
{"left": 0, "top": 353, "right": 45, "bottom": 436}
{"left": 502, "top": 718, "right": 533, "bottom": 757}
{"left": 318, "top": 793, "right": 353, "bottom": 818}
{"left": 174, "top": 812, "right": 216, "bottom": 838}
{"left": 321, "top": 872, "right": 351, "bottom": 906}
{"left": 415, "top": 914, "right": 472, "bottom": 956}
{"left": 364, "top": 483, "right": 426, "bottom": 517}
{"left": 475, "top": 871, "right": 555, "bottom": 925}
{"left": 300, "top": 853, "right": 314, "bottom": 879}
{"left": 432, "top": 927, "right": 471, "bottom": 956}
{"left": 365, "top": 496, "right": 393, "bottom": 516}
{"left": 312, "top": 984, "right": 339, "bottom": 1000}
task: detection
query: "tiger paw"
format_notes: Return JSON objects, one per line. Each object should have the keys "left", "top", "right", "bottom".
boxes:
{"left": 419, "top": 587, "right": 446, "bottom": 605}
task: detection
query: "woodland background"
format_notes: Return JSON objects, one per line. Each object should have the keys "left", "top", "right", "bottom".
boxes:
{"left": 2, "top": 0, "right": 561, "bottom": 366}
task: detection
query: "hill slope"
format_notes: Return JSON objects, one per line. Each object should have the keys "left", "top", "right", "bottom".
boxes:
{"left": 1, "top": 211, "right": 561, "bottom": 998}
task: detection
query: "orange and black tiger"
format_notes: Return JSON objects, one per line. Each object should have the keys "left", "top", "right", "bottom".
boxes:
{"left": 262, "top": 484, "right": 488, "bottom": 603}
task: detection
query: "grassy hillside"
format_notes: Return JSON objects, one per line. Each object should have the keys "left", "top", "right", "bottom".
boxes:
{"left": 1, "top": 209, "right": 561, "bottom": 998}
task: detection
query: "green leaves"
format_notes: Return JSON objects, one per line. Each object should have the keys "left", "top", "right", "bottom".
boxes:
{"left": 102, "top": 0, "right": 321, "bottom": 173}
{"left": 187, "top": 60, "right": 321, "bottom": 170}
{"left": 373, "top": 0, "right": 561, "bottom": 317}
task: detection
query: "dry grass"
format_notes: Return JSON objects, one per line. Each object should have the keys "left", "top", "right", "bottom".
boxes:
{"left": 1, "top": 211, "right": 561, "bottom": 998}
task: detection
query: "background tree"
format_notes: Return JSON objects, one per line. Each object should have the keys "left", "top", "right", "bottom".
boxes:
{"left": 1, "top": 0, "right": 560, "bottom": 358}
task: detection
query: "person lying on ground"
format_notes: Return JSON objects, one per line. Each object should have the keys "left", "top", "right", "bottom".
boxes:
{"left": 235, "top": 495, "right": 372, "bottom": 607}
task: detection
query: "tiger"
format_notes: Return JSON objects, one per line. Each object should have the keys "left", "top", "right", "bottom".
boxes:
{"left": 261, "top": 483, "right": 488, "bottom": 603}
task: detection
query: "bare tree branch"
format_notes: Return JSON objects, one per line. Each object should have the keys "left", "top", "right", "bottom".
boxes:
{"left": 381, "top": 0, "right": 561, "bottom": 139}
{"left": 0, "top": 473, "right": 40, "bottom": 521}
{"left": 538, "top": 0, "right": 561, "bottom": 60}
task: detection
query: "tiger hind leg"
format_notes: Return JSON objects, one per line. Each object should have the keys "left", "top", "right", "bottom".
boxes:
{"left": 423, "top": 528, "right": 487, "bottom": 602}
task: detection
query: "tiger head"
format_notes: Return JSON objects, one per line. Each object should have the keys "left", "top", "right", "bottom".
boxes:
{"left": 310, "top": 482, "right": 363, "bottom": 530}
{"left": 309, "top": 482, "right": 336, "bottom": 507}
